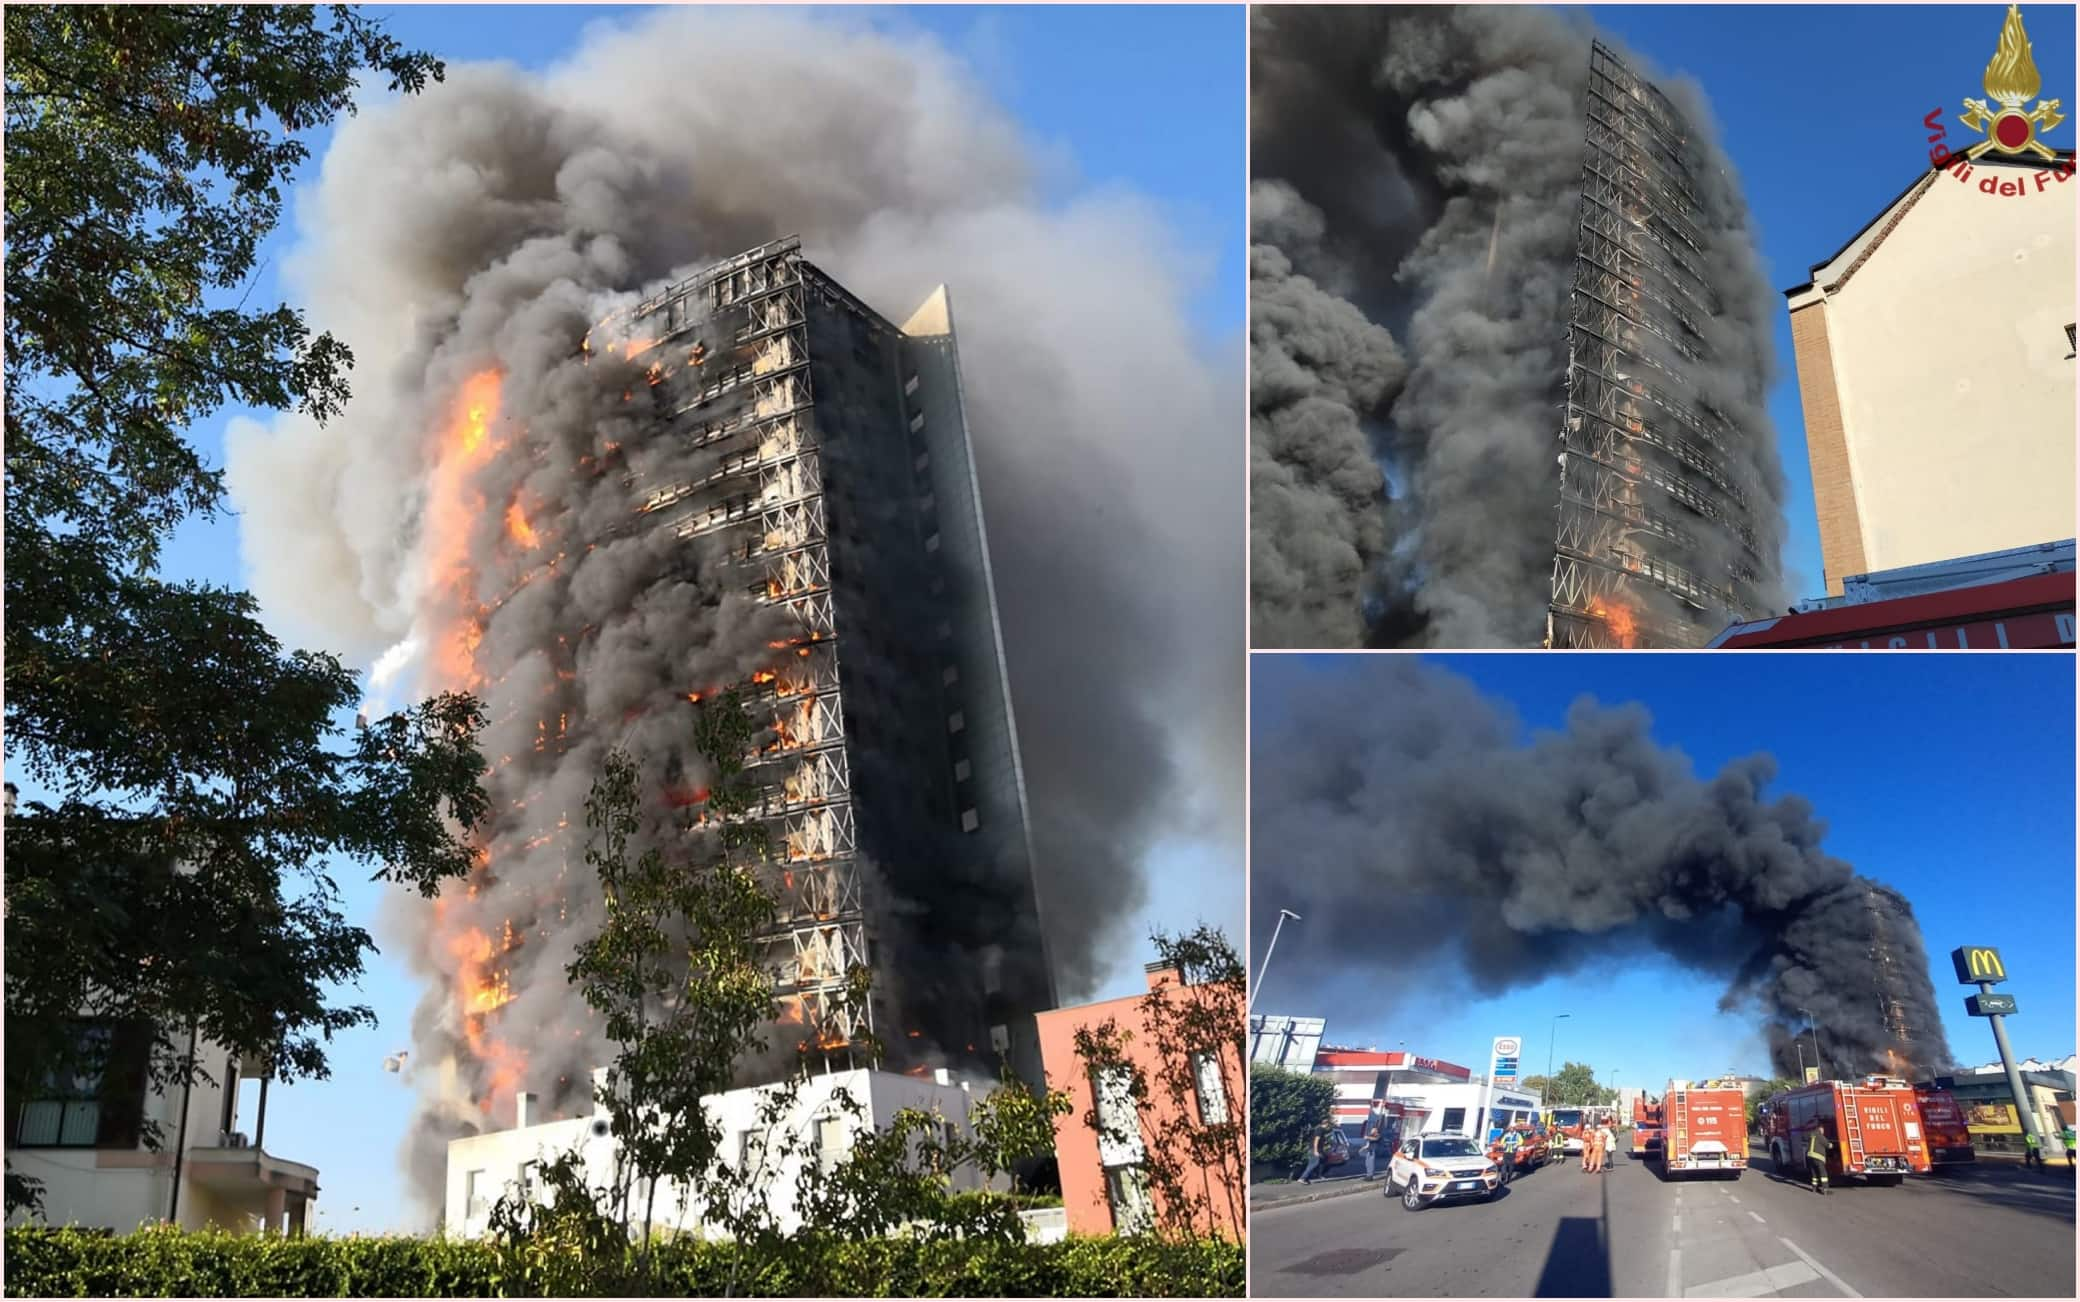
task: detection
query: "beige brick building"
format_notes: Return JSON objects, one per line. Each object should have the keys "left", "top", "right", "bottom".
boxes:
{"left": 1785, "top": 152, "right": 2076, "bottom": 594}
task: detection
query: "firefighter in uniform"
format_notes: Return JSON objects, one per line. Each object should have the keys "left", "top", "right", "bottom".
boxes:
{"left": 2024, "top": 1128, "right": 2043, "bottom": 1170}
{"left": 1805, "top": 1127, "right": 1831, "bottom": 1195}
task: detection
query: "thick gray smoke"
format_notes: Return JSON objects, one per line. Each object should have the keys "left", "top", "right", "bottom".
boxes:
{"left": 1250, "top": 6, "right": 1786, "bottom": 648}
{"left": 1251, "top": 659, "right": 1954, "bottom": 1081}
{"left": 223, "top": 9, "right": 1239, "bottom": 1206}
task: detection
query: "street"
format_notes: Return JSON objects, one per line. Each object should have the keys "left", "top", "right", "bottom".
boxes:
{"left": 1250, "top": 1152, "right": 2076, "bottom": 1298}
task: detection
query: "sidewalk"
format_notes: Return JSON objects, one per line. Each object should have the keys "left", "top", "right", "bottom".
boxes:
{"left": 1250, "top": 1170, "right": 1381, "bottom": 1210}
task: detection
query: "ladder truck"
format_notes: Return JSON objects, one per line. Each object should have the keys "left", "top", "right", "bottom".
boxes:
{"left": 1655, "top": 1078, "right": 1749, "bottom": 1178}
{"left": 1761, "top": 1075, "right": 1931, "bottom": 1186}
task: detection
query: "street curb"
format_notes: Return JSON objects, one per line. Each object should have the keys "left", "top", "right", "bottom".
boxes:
{"left": 1249, "top": 1177, "right": 1382, "bottom": 1211}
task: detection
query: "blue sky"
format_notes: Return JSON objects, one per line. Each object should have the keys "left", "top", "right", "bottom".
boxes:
{"left": 1251, "top": 652, "right": 2077, "bottom": 1097}
{"left": 1582, "top": 3, "right": 2077, "bottom": 598}
{"left": 13, "top": 5, "right": 1241, "bottom": 1235}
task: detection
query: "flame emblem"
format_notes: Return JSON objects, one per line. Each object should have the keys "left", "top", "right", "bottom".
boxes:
{"left": 1959, "top": 5, "right": 2065, "bottom": 160}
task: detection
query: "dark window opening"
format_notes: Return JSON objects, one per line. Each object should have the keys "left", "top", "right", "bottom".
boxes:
{"left": 13, "top": 1020, "right": 151, "bottom": 1150}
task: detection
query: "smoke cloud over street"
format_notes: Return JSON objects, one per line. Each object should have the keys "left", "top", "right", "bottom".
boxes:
{"left": 1250, "top": 6, "right": 1787, "bottom": 647}
{"left": 1250, "top": 658, "right": 1953, "bottom": 1081}
{"left": 223, "top": 9, "right": 1239, "bottom": 1206}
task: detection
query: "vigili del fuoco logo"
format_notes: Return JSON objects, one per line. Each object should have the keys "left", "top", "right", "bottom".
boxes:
{"left": 1923, "top": 4, "right": 2073, "bottom": 194}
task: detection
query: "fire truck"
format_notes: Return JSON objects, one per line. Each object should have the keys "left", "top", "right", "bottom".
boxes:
{"left": 1653, "top": 1078, "right": 1748, "bottom": 1178}
{"left": 1761, "top": 1076, "right": 1931, "bottom": 1185}
{"left": 1545, "top": 1105, "right": 1614, "bottom": 1156}
{"left": 1913, "top": 1083, "right": 1977, "bottom": 1167}
{"left": 1631, "top": 1094, "right": 1663, "bottom": 1158}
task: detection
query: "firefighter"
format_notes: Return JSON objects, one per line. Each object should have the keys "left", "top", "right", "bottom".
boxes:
{"left": 2023, "top": 1128, "right": 2043, "bottom": 1171}
{"left": 2063, "top": 1123, "right": 2075, "bottom": 1167}
{"left": 1501, "top": 1125, "right": 1524, "bottom": 1184}
{"left": 1806, "top": 1127, "right": 1831, "bottom": 1195}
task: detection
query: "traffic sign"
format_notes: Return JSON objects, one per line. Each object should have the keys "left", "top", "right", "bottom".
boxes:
{"left": 1966, "top": 992, "right": 2018, "bottom": 1016}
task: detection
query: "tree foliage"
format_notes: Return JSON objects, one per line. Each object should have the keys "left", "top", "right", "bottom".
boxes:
{"left": 1531, "top": 1061, "right": 1616, "bottom": 1108}
{"left": 3, "top": 5, "right": 471, "bottom": 1217}
{"left": 1248, "top": 1065, "right": 1337, "bottom": 1172}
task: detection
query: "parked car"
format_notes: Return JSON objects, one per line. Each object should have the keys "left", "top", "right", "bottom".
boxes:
{"left": 1387, "top": 1132, "right": 1502, "bottom": 1210}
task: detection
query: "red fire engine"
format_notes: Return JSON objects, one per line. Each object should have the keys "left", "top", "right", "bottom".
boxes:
{"left": 1913, "top": 1083, "right": 1977, "bottom": 1167}
{"left": 1761, "top": 1076, "right": 1931, "bottom": 1184}
{"left": 1631, "top": 1094, "right": 1662, "bottom": 1158}
{"left": 1654, "top": 1078, "right": 1749, "bottom": 1178}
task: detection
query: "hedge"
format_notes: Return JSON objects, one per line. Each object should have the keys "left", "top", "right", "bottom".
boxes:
{"left": 3, "top": 1226, "right": 1244, "bottom": 1297}
{"left": 1249, "top": 1063, "right": 1337, "bottom": 1171}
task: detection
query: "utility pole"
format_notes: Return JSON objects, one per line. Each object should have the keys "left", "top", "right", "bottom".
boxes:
{"left": 1545, "top": 1013, "right": 1570, "bottom": 1109}
{"left": 1248, "top": 909, "right": 1300, "bottom": 1013}
{"left": 1799, "top": 1007, "right": 1830, "bottom": 1079}
{"left": 1980, "top": 984, "right": 2042, "bottom": 1155}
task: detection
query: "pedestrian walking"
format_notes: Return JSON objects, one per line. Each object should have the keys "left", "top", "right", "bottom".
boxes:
{"left": 2024, "top": 1129, "right": 2043, "bottom": 1170}
{"left": 1598, "top": 1121, "right": 1618, "bottom": 1171}
{"left": 1361, "top": 1104, "right": 1386, "bottom": 1181}
{"left": 1805, "top": 1127, "right": 1831, "bottom": 1195}
{"left": 1299, "top": 1124, "right": 1328, "bottom": 1184}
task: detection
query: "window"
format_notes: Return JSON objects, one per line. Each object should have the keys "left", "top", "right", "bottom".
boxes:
{"left": 2066, "top": 323, "right": 2076, "bottom": 358}
{"left": 1191, "top": 1053, "right": 1229, "bottom": 1124}
{"left": 1441, "top": 1107, "right": 1466, "bottom": 1134}
{"left": 947, "top": 711, "right": 965, "bottom": 734}
{"left": 465, "top": 1169, "right": 489, "bottom": 1219}
{"left": 905, "top": 374, "right": 921, "bottom": 395}
{"left": 909, "top": 412, "right": 926, "bottom": 433}
{"left": 1090, "top": 1066, "right": 1145, "bottom": 1166}
{"left": 942, "top": 665, "right": 960, "bottom": 686}
{"left": 13, "top": 1020, "right": 149, "bottom": 1150}
{"left": 961, "top": 808, "right": 980, "bottom": 833}
{"left": 518, "top": 1161, "right": 539, "bottom": 1202}
{"left": 815, "top": 1116, "right": 851, "bottom": 1175}
{"left": 1102, "top": 1163, "right": 1155, "bottom": 1236}
{"left": 953, "top": 759, "right": 972, "bottom": 783}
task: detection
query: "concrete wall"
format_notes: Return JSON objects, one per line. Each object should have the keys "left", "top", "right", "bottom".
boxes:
{"left": 443, "top": 1069, "right": 991, "bottom": 1239}
{"left": 1794, "top": 158, "right": 2075, "bottom": 591}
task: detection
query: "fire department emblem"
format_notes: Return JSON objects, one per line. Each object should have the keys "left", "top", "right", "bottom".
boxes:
{"left": 1959, "top": 4, "right": 2065, "bottom": 160}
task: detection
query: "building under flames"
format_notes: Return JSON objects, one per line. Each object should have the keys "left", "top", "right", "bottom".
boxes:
{"left": 436, "top": 237, "right": 1058, "bottom": 1148}
{"left": 616, "top": 237, "right": 1055, "bottom": 1082}
{"left": 1551, "top": 42, "right": 1774, "bottom": 648}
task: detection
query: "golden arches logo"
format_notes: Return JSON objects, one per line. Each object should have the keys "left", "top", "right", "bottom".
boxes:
{"left": 1965, "top": 948, "right": 2005, "bottom": 980}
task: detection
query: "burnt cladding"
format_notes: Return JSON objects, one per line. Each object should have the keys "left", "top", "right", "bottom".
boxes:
{"left": 1550, "top": 41, "right": 1774, "bottom": 649}
{"left": 628, "top": 237, "right": 1054, "bottom": 1085}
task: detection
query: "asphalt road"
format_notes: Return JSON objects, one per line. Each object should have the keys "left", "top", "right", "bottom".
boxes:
{"left": 1250, "top": 1151, "right": 2075, "bottom": 1298}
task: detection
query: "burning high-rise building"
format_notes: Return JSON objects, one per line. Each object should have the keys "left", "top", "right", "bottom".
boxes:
{"left": 621, "top": 237, "right": 1057, "bottom": 1077}
{"left": 1549, "top": 42, "right": 1774, "bottom": 648}
{"left": 1250, "top": 7, "right": 1788, "bottom": 649}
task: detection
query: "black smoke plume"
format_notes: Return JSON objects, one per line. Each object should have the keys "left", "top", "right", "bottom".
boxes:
{"left": 1250, "top": 5, "right": 1787, "bottom": 647}
{"left": 223, "top": 10, "right": 1239, "bottom": 1208}
{"left": 1250, "top": 658, "right": 1953, "bottom": 1081}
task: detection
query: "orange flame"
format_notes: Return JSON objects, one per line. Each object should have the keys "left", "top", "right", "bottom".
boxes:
{"left": 505, "top": 500, "right": 540, "bottom": 550}
{"left": 1589, "top": 599, "right": 1639, "bottom": 648}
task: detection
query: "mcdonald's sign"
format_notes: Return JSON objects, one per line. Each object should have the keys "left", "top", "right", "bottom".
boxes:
{"left": 1950, "top": 946, "right": 2008, "bottom": 984}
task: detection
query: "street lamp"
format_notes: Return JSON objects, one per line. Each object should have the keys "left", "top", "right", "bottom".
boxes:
{"left": 1546, "top": 1013, "right": 1571, "bottom": 1103}
{"left": 1248, "top": 909, "right": 1301, "bottom": 1013}
{"left": 1800, "top": 1007, "right": 1828, "bottom": 1079}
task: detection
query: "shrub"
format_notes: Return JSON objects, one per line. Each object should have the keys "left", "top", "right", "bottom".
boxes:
{"left": 2, "top": 1225, "right": 1243, "bottom": 1297}
{"left": 1250, "top": 1064, "right": 1338, "bottom": 1170}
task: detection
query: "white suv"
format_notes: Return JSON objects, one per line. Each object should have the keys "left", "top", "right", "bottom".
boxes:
{"left": 1386, "top": 1133, "right": 1502, "bottom": 1211}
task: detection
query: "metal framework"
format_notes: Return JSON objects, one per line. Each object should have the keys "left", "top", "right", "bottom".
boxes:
{"left": 1549, "top": 42, "right": 1770, "bottom": 648}
{"left": 628, "top": 238, "right": 874, "bottom": 1062}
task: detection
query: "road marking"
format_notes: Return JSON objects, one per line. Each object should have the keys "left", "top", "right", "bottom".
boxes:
{"left": 1748, "top": 1210, "right": 1766, "bottom": 1224}
{"left": 1728, "top": 1193, "right": 1741, "bottom": 1203}
{"left": 1672, "top": 1213, "right": 1682, "bottom": 1233}
{"left": 1685, "top": 1262, "right": 1819, "bottom": 1298}
{"left": 1781, "top": 1237, "right": 1863, "bottom": 1298}
{"left": 1667, "top": 1248, "right": 1682, "bottom": 1297}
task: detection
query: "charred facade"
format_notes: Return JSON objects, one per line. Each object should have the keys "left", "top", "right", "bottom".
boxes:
{"left": 627, "top": 238, "right": 1055, "bottom": 1083}
{"left": 1551, "top": 42, "right": 1773, "bottom": 648}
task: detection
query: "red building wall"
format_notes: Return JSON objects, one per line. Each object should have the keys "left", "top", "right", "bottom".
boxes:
{"left": 1035, "top": 963, "right": 1246, "bottom": 1240}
